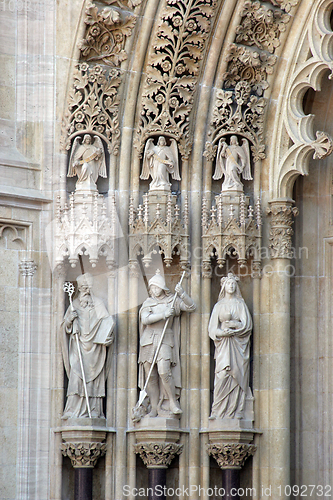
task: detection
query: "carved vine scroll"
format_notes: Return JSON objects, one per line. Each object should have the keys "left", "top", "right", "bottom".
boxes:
{"left": 136, "top": 0, "right": 217, "bottom": 159}
{"left": 61, "top": 1, "right": 139, "bottom": 155}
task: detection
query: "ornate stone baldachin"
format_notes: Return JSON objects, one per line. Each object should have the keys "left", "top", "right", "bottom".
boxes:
{"left": 207, "top": 443, "right": 257, "bottom": 469}
{"left": 61, "top": 63, "right": 121, "bottom": 155}
{"left": 136, "top": 0, "right": 217, "bottom": 159}
{"left": 267, "top": 204, "right": 299, "bottom": 259}
{"left": 78, "top": 2, "right": 137, "bottom": 67}
{"left": 134, "top": 442, "right": 183, "bottom": 469}
{"left": 19, "top": 260, "right": 38, "bottom": 277}
{"left": 61, "top": 442, "right": 106, "bottom": 468}
{"left": 236, "top": 1, "right": 290, "bottom": 54}
{"left": 204, "top": 81, "right": 266, "bottom": 162}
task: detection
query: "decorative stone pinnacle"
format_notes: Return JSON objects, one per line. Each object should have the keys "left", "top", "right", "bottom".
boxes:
{"left": 207, "top": 443, "right": 257, "bottom": 470}
{"left": 134, "top": 442, "right": 183, "bottom": 469}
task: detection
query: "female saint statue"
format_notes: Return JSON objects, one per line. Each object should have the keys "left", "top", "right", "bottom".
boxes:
{"left": 209, "top": 273, "right": 252, "bottom": 420}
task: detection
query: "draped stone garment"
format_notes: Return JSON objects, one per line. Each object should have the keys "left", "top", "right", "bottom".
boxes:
{"left": 209, "top": 295, "right": 252, "bottom": 419}
{"left": 61, "top": 296, "right": 113, "bottom": 418}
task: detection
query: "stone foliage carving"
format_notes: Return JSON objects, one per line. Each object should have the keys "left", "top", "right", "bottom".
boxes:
{"left": 204, "top": 82, "right": 266, "bottom": 163}
{"left": 19, "top": 260, "right": 38, "bottom": 277}
{"left": 61, "top": 441, "right": 107, "bottom": 468}
{"left": 266, "top": 0, "right": 299, "bottom": 13}
{"left": 223, "top": 44, "right": 277, "bottom": 95}
{"left": 79, "top": 2, "right": 137, "bottom": 67}
{"left": 61, "top": 63, "right": 121, "bottom": 155}
{"left": 207, "top": 443, "right": 256, "bottom": 469}
{"left": 209, "top": 273, "right": 252, "bottom": 420}
{"left": 202, "top": 194, "right": 262, "bottom": 271}
{"left": 61, "top": 1, "right": 139, "bottom": 155}
{"left": 136, "top": 0, "right": 217, "bottom": 159}
{"left": 205, "top": 0, "right": 294, "bottom": 164}
{"left": 267, "top": 203, "right": 298, "bottom": 259}
{"left": 129, "top": 192, "right": 190, "bottom": 269}
{"left": 236, "top": 1, "right": 290, "bottom": 53}
{"left": 134, "top": 442, "right": 183, "bottom": 469}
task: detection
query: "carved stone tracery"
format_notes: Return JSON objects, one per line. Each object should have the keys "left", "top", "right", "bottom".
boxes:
{"left": 136, "top": 0, "right": 217, "bottom": 159}
{"left": 129, "top": 192, "right": 190, "bottom": 269}
{"left": 134, "top": 442, "right": 183, "bottom": 469}
{"left": 207, "top": 443, "right": 257, "bottom": 469}
{"left": 202, "top": 194, "right": 262, "bottom": 271}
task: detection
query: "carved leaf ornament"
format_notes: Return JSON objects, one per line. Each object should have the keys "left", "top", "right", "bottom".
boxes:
{"left": 61, "top": 63, "right": 121, "bottom": 154}
{"left": 137, "top": 0, "right": 217, "bottom": 159}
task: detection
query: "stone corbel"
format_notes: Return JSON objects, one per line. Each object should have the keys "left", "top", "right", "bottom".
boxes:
{"left": 207, "top": 443, "right": 256, "bottom": 470}
{"left": 61, "top": 442, "right": 106, "bottom": 469}
{"left": 267, "top": 200, "right": 299, "bottom": 259}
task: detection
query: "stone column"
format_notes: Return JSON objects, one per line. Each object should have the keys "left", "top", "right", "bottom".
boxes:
{"left": 133, "top": 419, "right": 183, "bottom": 499}
{"left": 265, "top": 200, "right": 298, "bottom": 497}
{"left": 134, "top": 441, "right": 183, "bottom": 500}
{"left": 208, "top": 440, "right": 256, "bottom": 500}
{"left": 61, "top": 422, "right": 109, "bottom": 500}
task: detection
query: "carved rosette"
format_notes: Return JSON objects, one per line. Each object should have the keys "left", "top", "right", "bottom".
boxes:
{"left": 267, "top": 203, "right": 299, "bottom": 259}
{"left": 134, "top": 442, "right": 183, "bottom": 469}
{"left": 61, "top": 442, "right": 106, "bottom": 469}
{"left": 19, "top": 260, "right": 38, "bottom": 277}
{"left": 207, "top": 443, "right": 257, "bottom": 470}
{"left": 136, "top": 0, "right": 217, "bottom": 159}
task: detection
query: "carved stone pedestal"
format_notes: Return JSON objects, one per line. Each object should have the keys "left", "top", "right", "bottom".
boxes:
{"left": 206, "top": 421, "right": 257, "bottom": 500}
{"left": 60, "top": 418, "right": 114, "bottom": 500}
{"left": 131, "top": 417, "right": 184, "bottom": 500}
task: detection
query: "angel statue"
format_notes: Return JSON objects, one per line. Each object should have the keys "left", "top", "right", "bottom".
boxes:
{"left": 140, "top": 136, "right": 180, "bottom": 191}
{"left": 213, "top": 136, "right": 252, "bottom": 192}
{"left": 68, "top": 134, "right": 107, "bottom": 192}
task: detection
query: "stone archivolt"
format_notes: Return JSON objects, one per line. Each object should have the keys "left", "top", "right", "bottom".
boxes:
{"left": 134, "top": 442, "right": 183, "bottom": 469}
{"left": 136, "top": 0, "right": 217, "bottom": 160}
{"left": 207, "top": 443, "right": 257, "bottom": 469}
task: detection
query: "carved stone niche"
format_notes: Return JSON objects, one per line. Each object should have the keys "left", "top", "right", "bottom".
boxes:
{"left": 128, "top": 191, "right": 190, "bottom": 269}
{"left": 202, "top": 193, "right": 262, "bottom": 273}
{"left": 131, "top": 417, "right": 184, "bottom": 469}
{"left": 55, "top": 192, "right": 117, "bottom": 269}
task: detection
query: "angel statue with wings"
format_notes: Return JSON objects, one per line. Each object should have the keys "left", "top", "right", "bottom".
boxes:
{"left": 140, "top": 136, "right": 180, "bottom": 191}
{"left": 68, "top": 134, "right": 107, "bottom": 192}
{"left": 213, "top": 136, "right": 252, "bottom": 192}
